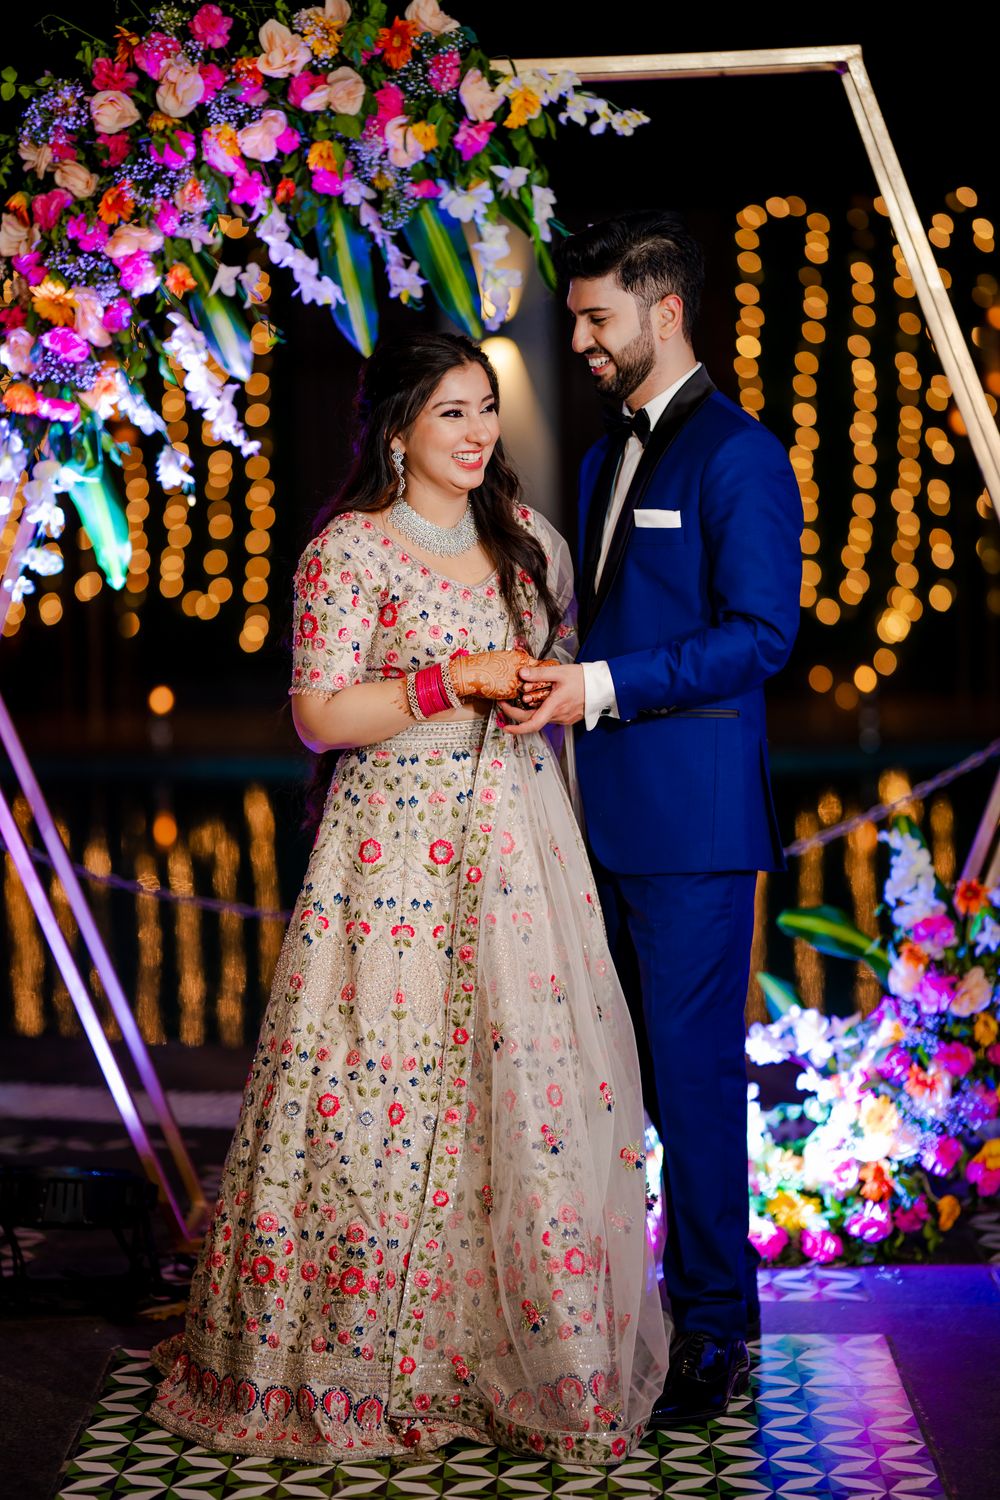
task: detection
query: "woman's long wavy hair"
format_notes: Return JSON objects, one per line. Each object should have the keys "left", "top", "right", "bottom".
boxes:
{"left": 302, "top": 331, "right": 559, "bottom": 836}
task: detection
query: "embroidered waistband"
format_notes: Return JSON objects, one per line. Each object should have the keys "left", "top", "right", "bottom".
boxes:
{"left": 371, "top": 717, "right": 489, "bottom": 751}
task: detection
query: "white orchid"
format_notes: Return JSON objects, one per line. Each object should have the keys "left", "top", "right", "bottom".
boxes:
{"left": 531, "top": 184, "right": 557, "bottom": 243}
{"left": 385, "top": 242, "right": 426, "bottom": 301}
{"left": 490, "top": 164, "right": 530, "bottom": 196}
{"left": 164, "top": 312, "right": 261, "bottom": 458}
{"left": 157, "top": 444, "right": 195, "bottom": 492}
{"left": 439, "top": 180, "right": 493, "bottom": 225}
{"left": 23, "top": 545, "right": 64, "bottom": 577}
{"left": 974, "top": 916, "right": 1000, "bottom": 957}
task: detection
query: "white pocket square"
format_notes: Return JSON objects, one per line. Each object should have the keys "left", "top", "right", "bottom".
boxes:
{"left": 634, "top": 508, "right": 682, "bottom": 529}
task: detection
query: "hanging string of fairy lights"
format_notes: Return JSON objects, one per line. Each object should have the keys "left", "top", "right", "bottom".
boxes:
{"left": 733, "top": 186, "right": 999, "bottom": 706}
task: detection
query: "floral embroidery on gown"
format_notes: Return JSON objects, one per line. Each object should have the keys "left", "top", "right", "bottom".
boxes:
{"left": 151, "top": 508, "right": 668, "bottom": 1463}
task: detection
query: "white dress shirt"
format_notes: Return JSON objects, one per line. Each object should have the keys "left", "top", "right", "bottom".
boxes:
{"left": 582, "top": 364, "right": 702, "bottom": 729}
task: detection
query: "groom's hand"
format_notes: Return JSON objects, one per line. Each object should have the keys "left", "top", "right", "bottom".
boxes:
{"left": 500, "top": 663, "right": 585, "bottom": 735}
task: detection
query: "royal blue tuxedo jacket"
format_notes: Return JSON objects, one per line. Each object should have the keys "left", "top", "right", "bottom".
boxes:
{"left": 573, "top": 367, "right": 801, "bottom": 875}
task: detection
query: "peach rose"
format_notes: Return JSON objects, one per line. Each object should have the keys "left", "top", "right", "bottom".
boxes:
{"left": 302, "top": 64, "right": 366, "bottom": 114}
{"left": 257, "top": 19, "right": 311, "bottom": 77}
{"left": 385, "top": 116, "right": 425, "bottom": 169}
{"left": 951, "top": 965, "right": 994, "bottom": 1016}
{"left": 323, "top": 0, "right": 352, "bottom": 19}
{"left": 71, "top": 287, "right": 112, "bottom": 348}
{"left": 404, "top": 0, "right": 459, "bottom": 34}
{"left": 459, "top": 66, "right": 502, "bottom": 123}
{"left": 18, "top": 140, "right": 52, "bottom": 177}
{"left": 104, "top": 223, "right": 165, "bottom": 260}
{"left": 0, "top": 213, "right": 39, "bottom": 258}
{"left": 156, "top": 58, "right": 205, "bottom": 118}
{"left": 54, "top": 161, "right": 100, "bottom": 200}
{"left": 79, "top": 361, "right": 122, "bottom": 416}
{"left": 238, "top": 109, "right": 289, "bottom": 162}
{"left": 0, "top": 327, "right": 36, "bottom": 375}
{"left": 90, "top": 89, "right": 141, "bottom": 133}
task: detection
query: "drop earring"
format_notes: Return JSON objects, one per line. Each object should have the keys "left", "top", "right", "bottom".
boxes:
{"left": 391, "top": 447, "right": 405, "bottom": 501}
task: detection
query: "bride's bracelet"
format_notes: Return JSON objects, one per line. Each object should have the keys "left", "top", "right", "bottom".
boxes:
{"left": 407, "top": 661, "right": 462, "bottom": 720}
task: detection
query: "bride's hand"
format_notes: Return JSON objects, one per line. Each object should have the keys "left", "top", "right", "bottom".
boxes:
{"left": 450, "top": 649, "right": 537, "bottom": 702}
{"left": 510, "top": 657, "right": 559, "bottom": 709}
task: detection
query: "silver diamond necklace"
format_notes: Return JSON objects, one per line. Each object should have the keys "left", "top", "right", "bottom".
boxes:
{"left": 389, "top": 497, "right": 479, "bottom": 558}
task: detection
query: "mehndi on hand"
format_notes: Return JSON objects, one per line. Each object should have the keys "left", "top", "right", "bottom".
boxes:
{"left": 450, "top": 649, "right": 537, "bottom": 702}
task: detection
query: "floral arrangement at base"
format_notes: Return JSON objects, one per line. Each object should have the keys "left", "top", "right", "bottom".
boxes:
{"left": 747, "top": 815, "right": 1000, "bottom": 1265}
{"left": 0, "top": 1, "right": 647, "bottom": 606}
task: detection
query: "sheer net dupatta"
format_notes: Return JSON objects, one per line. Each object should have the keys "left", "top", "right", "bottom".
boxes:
{"left": 459, "top": 716, "right": 668, "bottom": 1461}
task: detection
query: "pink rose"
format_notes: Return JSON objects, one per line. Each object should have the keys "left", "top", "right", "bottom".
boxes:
{"left": 987, "top": 1043, "right": 1000, "bottom": 1066}
{"left": 459, "top": 65, "right": 502, "bottom": 121}
{"left": 311, "top": 165, "right": 351, "bottom": 196}
{"left": 287, "top": 70, "right": 327, "bottom": 108}
{"left": 11, "top": 249, "right": 44, "bottom": 285}
{"left": 102, "top": 297, "right": 132, "bottom": 332}
{"left": 452, "top": 118, "right": 494, "bottom": 161}
{"left": 190, "top": 3, "right": 233, "bottom": 48}
{"left": 92, "top": 58, "right": 138, "bottom": 92}
{"left": 133, "top": 31, "right": 181, "bottom": 81}
{"left": 40, "top": 326, "right": 91, "bottom": 363}
{"left": 66, "top": 214, "right": 108, "bottom": 251}
{"left": 155, "top": 201, "right": 181, "bottom": 235}
{"left": 967, "top": 1158, "right": 1000, "bottom": 1196}
{"left": 150, "top": 130, "right": 196, "bottom": 168}
{"left": 90, "top": 89, "right": 142, "bottom": 134}
{"left": 96, "top": 132, "right": 132, "bottom": 167}
{"left": 428, "top": 48, "right": 461, "bottom": 92}
{"left": 275, "top": 125, "right": 300, "bottom": 153}
{"left": 748, "top": 1218, "right": 788, "bottom": 1262}
{"left": 201, "top": 127, "right": 243, "bottom": 176}
{"left": 934, "top": 1040, "right": 976, "bottom": 1077}
{"left": 32, "top": 189, "right": 73, "bottom": 231}
{"left": 916, "top": 971, "right": 958, "bottom": 1015}
{"left": 911, "top": 913, "right": 957, "bottom": 957}
{"left": 197, "top": 61, "right": 228, "bottom": 102}
{"left": 157, "top": 58, "right": 205, "bottom": 118}
{"left": 373, "top": 83, "right": 405, "bottom": 133}
{"left": 893, "top": 1197, "right": 930, "bottom": 1234}
{"left": 36, "top": 395, "right": 80, "bottom": 426}
{"left": 408, "top": 178, "right": 442, "bottom": 198}
{"left": 50, "top": 131, "right": 77, "bottom": 164}
{"left": 229, "top": 168, "right": 269, "bottom": 214}
{"left": 0, "top": 327, "right": 35, "bottom": 374}
{"left": 876, "top": 1045, "right": 912, "bottom": 1084}
{"left": 844, "top": 1200, "right": 893, "bottom": 1242}
{"left": 921, "top": 1134, "right": 963, "bottom": 1175}
{"left": 800, "top": 1226, "right": 844, "bottom": 1263}
{"left": 117, "top": 250, "right": 160, "bottom": 295}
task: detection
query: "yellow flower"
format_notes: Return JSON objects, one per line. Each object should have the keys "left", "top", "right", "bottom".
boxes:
{"left": 973, "top": 1139, "right": 1000, "bottom": 1172}
{"left": 765, "top": 1189, "right": 823, "bottom": 1232}
{"left": 372, "top": 170, "right": 391, "bottom": 191}
{"left": 411, "top": 120, "right": 439, "bottom": 151}
{"left": 31, "top": 276, "right": 77, "bottom": 326}
{"left": 938, "top": 1194, "right": 961, "bottom": 1231}
{"left": 505, "top": 85, "right": 542, "bottom": 130}
{"left": 307, "top": 139, "right": 339, "bottom": 172}
{"left": 974, "top": 1012, "right": 998, "bottom": 1047}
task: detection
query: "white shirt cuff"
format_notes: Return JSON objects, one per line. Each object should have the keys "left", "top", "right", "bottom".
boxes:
{"left": 582, "top": 659, "right": 620, "bottom": 731}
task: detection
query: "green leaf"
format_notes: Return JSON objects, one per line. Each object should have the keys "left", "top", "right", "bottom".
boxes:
{"left": 756, "top": 972, "right": 802, "bottom": 1021}
{"left": 62, "top": 421, "right": 131, "bottom": 590}
{"left": 185, "top": 254, "right": 254, "bottom": 383}
{"left": 776, "top": 904, "right": 890, "bottom": 982}
{"left": 403, "top": 201, "right": 484, "bottom": 339}
{"left": 331, "top": 113, "right": 362, "bottom": 140}
{"left": 1, "top": 66, "right": 16, "bottom": 82}
{"left": 316, "top": 200, "right": 378, "bottom": 357}
{"left": 0, "top": 84, "right": 13, "bottom": 101}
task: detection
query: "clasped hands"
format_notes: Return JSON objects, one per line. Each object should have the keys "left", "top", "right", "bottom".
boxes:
{"left": 449, "top": 649, "right": 585, "bottom": 736}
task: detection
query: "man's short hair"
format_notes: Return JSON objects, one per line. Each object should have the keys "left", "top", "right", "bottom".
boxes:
{"left": 554, "top": 210, "right": 704, "bottom": 340}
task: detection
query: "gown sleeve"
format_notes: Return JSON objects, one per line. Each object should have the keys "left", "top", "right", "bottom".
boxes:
{"left": 289, "top": 514, "right": 382, "bottom": 697}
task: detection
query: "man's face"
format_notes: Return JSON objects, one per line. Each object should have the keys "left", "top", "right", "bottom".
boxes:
{"left": 566, "top": 274, "right": 656, "bottom": 404}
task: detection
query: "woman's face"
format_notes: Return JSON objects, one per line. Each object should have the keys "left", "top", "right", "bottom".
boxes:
{"left": 397, "top": 361, "right": 500, "bottom": 503}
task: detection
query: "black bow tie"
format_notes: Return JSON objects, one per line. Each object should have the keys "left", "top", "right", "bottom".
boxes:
{"left": 603, "top": 405, "right": 651, "bottom": 446}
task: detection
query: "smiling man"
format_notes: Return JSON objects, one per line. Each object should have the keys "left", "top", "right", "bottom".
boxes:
{"left": 503, "top": 209, "right": 802, "bottom": 1424}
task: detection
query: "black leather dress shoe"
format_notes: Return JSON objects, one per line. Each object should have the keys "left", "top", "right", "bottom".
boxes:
{"left": 747, "top": 1310, "right": 762, "bottom": 1342}
{"left": 649, "top": 1332, "right": 751, "bottom": 1426}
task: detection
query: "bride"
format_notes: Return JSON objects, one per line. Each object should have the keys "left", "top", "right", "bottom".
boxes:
{"left": 151, "top": 331, "right": 668, "bottom": 1463}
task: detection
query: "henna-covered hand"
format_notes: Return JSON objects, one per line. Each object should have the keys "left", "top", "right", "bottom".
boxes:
{"left": 510, "top": 657, "right": 559, "bottom": 709}
{"left": 450, "top": 649, "right": 537, "bottom": 701}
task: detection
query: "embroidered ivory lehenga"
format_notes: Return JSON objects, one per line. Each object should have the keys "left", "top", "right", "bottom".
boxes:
{"left": 151, "top": 507, "right": 668, "bottom": 1462}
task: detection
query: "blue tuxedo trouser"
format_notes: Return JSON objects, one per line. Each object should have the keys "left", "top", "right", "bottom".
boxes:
{"left": 595, "top": 866, "right": 760, "bottom": 1343}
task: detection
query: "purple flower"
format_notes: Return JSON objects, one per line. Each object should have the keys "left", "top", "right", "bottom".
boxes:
{"left": 845, "top": 1200, "right": 893, "bottom": 1242}
{"left": 800, "top": 1226, "right": 844, "bottom": 1263}
{"left": 452, "top": 118, "right": 495, "bottom": 161}
{"left": 967, "top": 1158, "right": 1000, "bottom": 1196}
{"left": 967, "top": 1083, "right": 1000, "bottom": 1127}
{"left": 921, "top": 1134, "right": 963, "bottom": 1175}
{"left": 916, "top": 972, "right": 958, "bottom": 1015}
{"left": 40, "top": 327, "right": 90, "bottom": 363}
{"left": 935, "top": 1040, "right": 976, "bottom": 1078}
{"left": 11, "top": 250, "right": 46, "bottom": 286}
{"left": 912, "top": 913, "right": 957, "bottom": 956}
{"left": 893, "top": 1197, "right": 930, "bottom": 1234}
{"left": 877, "top": 1045, "right": 913, "bottom": 1084}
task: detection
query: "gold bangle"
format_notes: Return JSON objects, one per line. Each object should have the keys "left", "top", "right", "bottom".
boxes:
{"left": 440, "top": 658, "right": 462, "bottom": 710}
{"left": 406, "top": 673, "right": 427, "bottom": 720}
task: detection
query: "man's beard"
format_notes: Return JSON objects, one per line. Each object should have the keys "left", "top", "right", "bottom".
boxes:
{"left": 596, "top": 321, "right": 657, "bottom": 403}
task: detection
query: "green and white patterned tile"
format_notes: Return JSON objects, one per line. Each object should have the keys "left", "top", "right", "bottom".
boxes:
{"left": 58, "top": 1338, "right": 945, "bottom": 1500}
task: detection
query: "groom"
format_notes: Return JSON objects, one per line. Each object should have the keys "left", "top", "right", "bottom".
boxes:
{"left": 503, "top": 209, "right": 801, "bottom": 1423}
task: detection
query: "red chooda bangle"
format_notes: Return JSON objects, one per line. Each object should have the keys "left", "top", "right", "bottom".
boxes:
{"left": 414, "top": 663, "right": 451, "bottom": 717}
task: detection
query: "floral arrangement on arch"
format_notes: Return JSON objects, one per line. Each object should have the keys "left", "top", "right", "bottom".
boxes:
{"left": 0, "top": 0, "right": 646, "bottom": 602}
{"left": 746, "top": 815, "right": 1000, "bottom": 1266}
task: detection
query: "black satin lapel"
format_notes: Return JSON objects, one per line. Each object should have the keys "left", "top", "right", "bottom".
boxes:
{"left": 584, "top": 367, "right": 716, "bottom": 638}
{"left": 578, "top": 434, "right": 626, "bottom": 637}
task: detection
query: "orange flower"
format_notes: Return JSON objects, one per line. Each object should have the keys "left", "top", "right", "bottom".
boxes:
{"left": 30, "top": 276, "right": 77, "bottom": 326}
{"left": 377, "top": 18, "right": 419, "bottom": 70}
{"left": 937, "top": 1194, "right": 961, "bottom": 1231}
{"left": 505, "top": 85, "right": 543, "bottom": 131}
{"left": 98, "top": 183, "right": 134, "bottom": 225}
{"left": 234, "top": 57, "right": 264, "bottom": 90}
{"left": 904, "top": 1063, "right": 935, "bottom": 1099}
{"left": 3, "top": 382, "right": 38, "bottom": 414}
{"left": 165, "top": 263, "right": 197, "bottom": 297}
{"left": 147, "top": 111, "right": 178, "bottom": 134}
{"left": 955, "top": 878, "right": 987, "bottom": 917}
{"left": 114, "top": 25, "right": 140, "bottom": 64}
{"left": 4, "top": 191, "right": 30, "bottom": 227}
{"left": 275, "top": 177, "right": 297, "bottom": 205}
{"left": 859, "top": 1160, "right": 893, "bottom": 1202}
{"left": 307, "top": 140, "right": 338, "bottom": 171}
